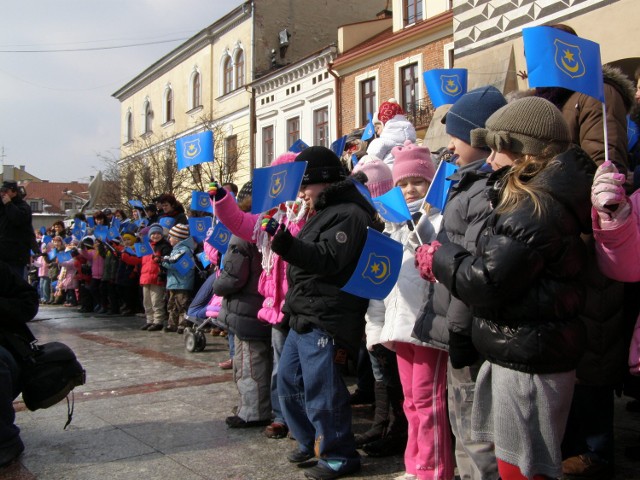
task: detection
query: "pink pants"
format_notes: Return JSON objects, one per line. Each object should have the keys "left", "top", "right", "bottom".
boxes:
{"left": 396, "top": 343, "right": 454, "bottom": 480}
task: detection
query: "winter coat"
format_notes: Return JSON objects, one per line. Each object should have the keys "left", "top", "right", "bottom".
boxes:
{"left": 0, "top": 196, "right": 35, "bottom": 268}
{"left": 121, "top": 238, "right": 172, "bottom": 286}
{"left": 100, "top": 246, "right": 118, "bottom": 283}
{"left": 413, "top": 159, "right": 492, "bottom": 352}
{"left": 213, "top": 235, "right": 270, "bottom": 341}
{"left": 114, "top": 246, "right": 139, "bottom": 287}
{"left": 80, "top": 247, "right": 104, "bottom": 280}
{"left": 58, "top": 257, "right": 78, "bottom": 290}
{"left": 432, "top": 147, "right": 595, "bottom": 374}
{"left": 162, "top": 237, "right": 196, "bottom": 291}
{"left": 366, "top": 115, "right": 417, "bottom": 168}
{"left": 0, "top": 260, "right": 40, "bottom": 344}
{"left": 365, "top": 211, "right": 439, "bottom": 351}
{"left": 274, "top": 179, "right": 378, "bottom": 358}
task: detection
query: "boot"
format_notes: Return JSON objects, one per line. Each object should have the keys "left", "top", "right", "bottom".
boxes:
{"left": 363, "top": 385, "right": 407, "bottom": 457}
{"left": 355, "top": 381, "right": 389, "bottom": 448}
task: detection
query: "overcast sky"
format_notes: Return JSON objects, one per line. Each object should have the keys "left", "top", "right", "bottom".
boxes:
{"left": 0, "top": 0, "right": 244, "bottom": 182}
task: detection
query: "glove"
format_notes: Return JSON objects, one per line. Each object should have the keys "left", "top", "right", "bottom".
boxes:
{"left": 270, "top": 224, "right": 293, "bottom": 255}
{"left": 591, "top": 161, "right": 630, "bottom": 223}
{"left": 414, "top": 240, "right": 442, "bottom": 283}
{"left": 208, "top": 181, "right": 227, "bottom": 202}
{"left": 262, "top": 217, "right": 280, "bottom": 236}
{"left": 448, "top": 330, "right": 479, "bottom": 369}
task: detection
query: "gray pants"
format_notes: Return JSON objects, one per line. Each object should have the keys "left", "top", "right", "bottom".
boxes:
{"left": 234, "top": 336, "right": 272, "bottom": 422}
{"left": 448, "top": 359, "right": 499, "bottom": 480}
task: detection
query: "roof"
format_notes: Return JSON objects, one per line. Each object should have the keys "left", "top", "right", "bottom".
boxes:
{"left": 21, "top": 181, "right": 89, "bottom": 214}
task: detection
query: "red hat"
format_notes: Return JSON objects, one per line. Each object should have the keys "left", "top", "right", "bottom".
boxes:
{"left": 377, "top": 100, "right": 405, "bottom": 125}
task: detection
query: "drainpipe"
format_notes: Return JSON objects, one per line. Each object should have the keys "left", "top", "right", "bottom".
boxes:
{"left": 327, "top": 61, "right": 342, "bottom": 140}
{"left": 248, "top": 0, "right": 256, "bottom": 174}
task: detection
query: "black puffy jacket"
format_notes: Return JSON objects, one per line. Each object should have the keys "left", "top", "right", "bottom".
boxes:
{"left": 432, "top": 147, "right": 596, "bottom": 374}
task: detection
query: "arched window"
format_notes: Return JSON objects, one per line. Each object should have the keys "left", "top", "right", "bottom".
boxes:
{"left": 144, "top": 100, "right": 153, "bottom": 134}
{"left": 125, "top": 110, "right": 133, "bottom": 143}
{"left": 235, "top": 50, "right": 245, "bottom": 88}
{"left": 190, "top": 70, "right": 201, "bottom": 109}
{"left": 223, "top": 56, "right": 233, "bottom": 95}
{"left": 163, "top": 85, "right": 173, "bottom": 123}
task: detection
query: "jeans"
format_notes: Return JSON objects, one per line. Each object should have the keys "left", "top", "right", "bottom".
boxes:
{"left": 278, "top": 328, "right": 360, "bottom": 472}
{"left": 39, "top": 276, "right": 51, "bottom": 303}
{"left": 270, "top": 328, "right": 287, "bottom": 425}
{"left": 0, "top": 346, "right": 21, "bottom": 447}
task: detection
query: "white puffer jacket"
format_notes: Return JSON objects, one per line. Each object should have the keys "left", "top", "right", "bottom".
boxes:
{"left": 366, "top": 115, "right": 417, "bottom": 168}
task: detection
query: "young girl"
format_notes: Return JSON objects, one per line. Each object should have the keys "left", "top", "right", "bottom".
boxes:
{"left": 365, "top": 140, "right": 453, "bottom": 480}
{"left": 427, "top": 97, "right": 595, "bottom": 480}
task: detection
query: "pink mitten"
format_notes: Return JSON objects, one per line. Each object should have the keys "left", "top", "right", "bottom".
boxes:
{"left": 591, "top": 161, "right": 628, "bottom": 222}
{"left": 414, "top": 240, "right": 442, "bottom": 283}
{"left": 630, "top": 314, "right": 640, "bottom": 376}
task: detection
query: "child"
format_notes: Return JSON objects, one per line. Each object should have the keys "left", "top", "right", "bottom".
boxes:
{"left": 162, "top": 224, "right": 196, "bottom": 333}
{"left": 121, "top": 223, "right": 172, "bottom": 330}
{"left": 115, "top": 233, "right": 140, "bottom": 315}
{"left": 366, "top": 99, "right": 417, "bottom": 167}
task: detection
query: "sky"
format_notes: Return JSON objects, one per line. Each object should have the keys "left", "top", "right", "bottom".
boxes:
{"left": 0, "top": 0, "right": 244, "bottom": 183}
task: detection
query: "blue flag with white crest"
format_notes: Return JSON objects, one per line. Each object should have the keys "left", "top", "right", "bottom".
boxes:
{"left": 522, "top": 26, "right": 604, "bottom": 102}
{"left": 158, "top": 217, "right": 175, "bottom": 230}
{"left": 423, "top": 68, "right": 468, "bottom": 108}
{"left": 197, "top": 251, "right": 211, "bottom": 268}
{"left": 288, "top": 139, "right": 309, "bottom": 153}
{"left": 425, "top": 160, "right": 458, "bottom": 212}
{"left": 93, "top": 225, "right": 108, "bottom": 241}
{"left": 206, "top": 222, "right": 232, "bottom": 254}
{"left": 190, "top": 191, "right": 212, "bottom": 213}
{"left": 341, "top": 227, "right": 403, "bottom": 300}
{"left": 135, "top": 239, "right": 153, "bottom": 257}
{"left": 176, "top": 130, "right": 214, "bottom": 170}
{"left": 107, "top": 225, "right": 120, "bottom": 241}
{"left": 361, "top": 113, "right": 375, "bottom": 141}
{"left": 56, "top": 251, "right": 72, "bottom": 264}
{"left": 128, "top": 199, "right": 144, "bottom": 209}
{"left": 372, "top": 187, "right": 411, "bottom": 223}
{"left": 47, "top": 248, "right": 58, "bottom": 261}
{"left": 251, "top": 161, "right": 307, "bottom": 214}
{"left": 174, "top": 253, "right": 195, "bottom": 276}
{"left": 189, "top": 217, "right": 212, "bottom": 242}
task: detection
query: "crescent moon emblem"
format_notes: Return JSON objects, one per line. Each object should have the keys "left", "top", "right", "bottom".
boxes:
{"left": 374, "top": 261, "right": 388, "bottom": 279}
{"left": 560, "top": 56, "right": 580, "bottom": 73}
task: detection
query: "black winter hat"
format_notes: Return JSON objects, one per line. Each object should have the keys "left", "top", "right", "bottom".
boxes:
{"left": 295, "top": 146, "right": 345, "bottom": 185}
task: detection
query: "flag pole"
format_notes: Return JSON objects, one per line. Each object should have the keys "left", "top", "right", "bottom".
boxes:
{"left": 410, "top": 218, "right": 424, "bottom": 246}
{"left": 602, "top": 103, "right": 610, "bottom": 164}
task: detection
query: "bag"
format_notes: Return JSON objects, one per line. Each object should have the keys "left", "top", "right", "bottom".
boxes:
{"left": 3, "top": 331, "right": 86, "bottom": 426}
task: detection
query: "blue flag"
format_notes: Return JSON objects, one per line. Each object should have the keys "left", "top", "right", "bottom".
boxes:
{"left": 47, "top": 248, "right": 58, "bottom": 261}
{"left": 361, "top": 113, "right": 375, "bottom": 141}
{"left": 176, "top": 130, "right": 214, "bottom": 170}
{"left": 134, "top": 218, "right": 149, "bottom": 228}
{"left": 107, "top": 225, "right": 120, "bottom": 241}
{"left": 64, "top": 236, "right": 73, "bottom": 245}
{"left": 158, "top": 217, "right": 176, "bottom": 229}
{"left": 373, "top": 187, "right": 411, "bottom": 223}
{"left": 188, "top": 217, "right": 212, "bottom": 242}
{"left": 207, "top": 222, "right": 232, "bottom": 254}
{"left": 628, "top": 115, "right": 639, "bottom": 151}
{"left": 56, "top": 251, "right": 72, "bottom": 264}
{"left": 42, "top": 235, "right": 52, "bottom": 245}
{"left": 135, "top": 239, "right": 153, "bottom": 257}
{"left": 128, "top": 199, "right": 144, "bottom": 209}
{"left": 190, "top": 191, "right": 212, "bottom": 213}
{"left": 330, "top": 135, "right": 348, "bottom": 157}
{"left": 341, "top": 228, "right": 403, "bottom": 300}
{"left": 251, "top": 161, "right": 307, "bottom": 214}
{"left": 174, "top": 253, "right": 195, "bottom": 276}
{"left": 39, "top": 226, "right": 46, "bottom": 235}
{"left": 423, "top": 68, "right": 468, "bottom": 108}
{"left": 72, "top": 221, "right": 86, "bottom": 240}
{"left": 289, "top": 139, "right": 309, "bottom": 153}
{"left": 197, "top": 251, "right": 211, "bottom": 268}
{"left": 93, "top": 225, "right": 108, "bottom": 241}
{"left": 110, "top": 218, "right": 121, "bottom": 231}
{"left": 121, "top": 222, "right": 138, "bottom": 234}
{"left": 124, "top": 247, "right": 136, "bottom": 256}
{"left": 425, "top": 161, "right": 458, "bottom": 212}
{"left": 86, "top": 217, "right": 95, "bottom": 228}
{"left": 522, "top": 26, "right": 604, "bottom": 102}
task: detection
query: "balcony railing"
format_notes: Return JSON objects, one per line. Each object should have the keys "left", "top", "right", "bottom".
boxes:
{"left": 404, "top": 98, "right": 435, "bottom": 129}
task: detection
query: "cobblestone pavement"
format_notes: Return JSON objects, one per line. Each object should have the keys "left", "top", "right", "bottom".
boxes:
{"left": 2, "top": 305, "right": 640, "bottom": 479}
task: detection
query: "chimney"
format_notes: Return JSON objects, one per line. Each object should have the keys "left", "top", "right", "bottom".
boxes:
{"left": 19, "top": 165, "right": 25, "bottom": 170}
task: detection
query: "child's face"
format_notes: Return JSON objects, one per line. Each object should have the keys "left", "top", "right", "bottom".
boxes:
{"left": 486, "top": 149, "right": 518, "bottom": 171}
{"left": 53, "top": 239, "right": 63, "bottom": 249}
{"left": 299, "top": 183, "right": 329, "bottom": 210}
{"left": 168, "top": 235, "right": 179, "bottom": 246}
{"left": 124, "top": 237, "right": 134, "bottom": 247}
{"left": 396, "top": 176, "right": 430, "bottom": 204}
{"left": 448, "top": 136, "right": 487, "bottom": 167}
{"left": 149, "top": 232, "right": 163, "bottom": 243}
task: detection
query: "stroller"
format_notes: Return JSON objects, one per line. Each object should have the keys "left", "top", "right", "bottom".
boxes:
{"left": 183, "top": 267, "right": 223, "bottom": 352}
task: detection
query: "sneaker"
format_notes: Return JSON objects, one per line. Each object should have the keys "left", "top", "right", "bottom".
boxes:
{"left": 147, "top": 323, "right": 163, "bottom": 332}
{"left": 303, "top": 462, "right": 360, "bottom": 480}
{"left": 163, "top": 326, "right": 178, "bottom": 333}
{"left": 218, "top": 359, "right": 233, "bottom": 370}
{"left": 225, "top": 415, "right": 270, "bottom": 428}
{"left": 140, "top": 323, "right": 152, "bottom": 331}
{"left": 562, "top": 454, "right": 612, "bottom": 479}
{"left": 0, "top": 437, "right": 24, "bottom": 468}
{"left": 264, "top": 422, "right": 288, "bottom": 439}
{"left": 287, "top": 449, "right": 315, "bottom": 463}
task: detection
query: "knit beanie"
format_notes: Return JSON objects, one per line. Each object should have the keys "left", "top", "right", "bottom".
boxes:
{"left": 443, "top": 86, "right": 507, "bottom": 145}
{"left": 169, "top": 223, "right": 190, "bottom": 240}
{"left": 351, "top": 156, "right": 393, "bottom": 197}
{"left": 147, "top": 223, "right": 164, "bottom": 237}
{"left": 391, "top": 140, "right": 436, "bottom": 185}
{"left": 122, "top": 233, "right": 136, "bottom": 243}
{"left": 378, "top": 99, "right": 405, "bottom": 125}
{"left": 271, "top": 151, "right": 299, "bottom": 166}
{"left": 236, "top": 181, "right": 253, "bottom": 204}
{"left": 295, "top": 146, "right": 345, "bottom": 185}
{"left": 471, "top": 97, "right": 571, "bottom": 156}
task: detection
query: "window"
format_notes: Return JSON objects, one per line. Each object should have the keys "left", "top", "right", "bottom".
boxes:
{"left": 144, "top": 101, "right": 153, "bottom": 134}
{"left": 164, "top": 86, "right": 173, "bottom": 123}
{"left": 189, "top": 70, "right": 201, "bottom": 109}
{"left": 125, "top": 111, "right": 133, "bottom": 143}
{"left": 225, "top": 135, "right": 238, "bottom": 173}
{"left": 29, "top": 201, "right": 40, "bottom": 212}
{"left": 404, "top": 0, "right": 423, "bottom": 26}
{"left": 400, "top": 63, "right": 419, "bottom": 112}
{"left": 223, "top": 56, "right": 233, "bottom": 95}
{"left": 360, "top": 78, "right": 376, "bottom": 126}
{"left": 64, "top": 202, "right": 73, "bottom": 211}
{"left": 313, "top": 108, "right": 329, "bottom": 147}
{"left": 286, "top": 117, "right": 300, "bottom": 148}
{"left": 262, "top": 126, "right": 274, "bottom": 165}
{"left": 235, "top": 50, "right": 245, "bottom": 89}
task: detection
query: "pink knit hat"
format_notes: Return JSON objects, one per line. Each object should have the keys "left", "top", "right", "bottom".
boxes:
{"left": 271, "top": 151, "right": 299, "bottom": 166}
{"left": 351, "top": 156, "right": 393, "bottom": 198}
{"left": 391, "top": 140, "right": 435, "bottom": 185}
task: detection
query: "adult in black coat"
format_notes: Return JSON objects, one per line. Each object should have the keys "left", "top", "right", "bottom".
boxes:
{"left": 0, "top": 182, "right": 35, "bottom": 279}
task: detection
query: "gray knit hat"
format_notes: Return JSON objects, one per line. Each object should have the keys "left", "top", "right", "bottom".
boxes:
{"left": 470, "top": 97, "right": 571, "bottom": 156}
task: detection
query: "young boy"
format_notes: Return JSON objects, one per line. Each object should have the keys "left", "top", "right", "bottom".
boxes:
{"left": 162, "top": 224, "right": 196, "bottom": 333}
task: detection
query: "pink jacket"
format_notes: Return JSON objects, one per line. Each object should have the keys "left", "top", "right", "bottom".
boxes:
{"left": 203, "top": 240, "right": 223, "bottom": 318}
{"left": 80, "top": 248, "right": 104, "bottom": 279}
{"left": 592, "top": 190, "right": 640, "bottom": 375}
{"left": 58, "top": 258, "right": 78, "bottom": 290}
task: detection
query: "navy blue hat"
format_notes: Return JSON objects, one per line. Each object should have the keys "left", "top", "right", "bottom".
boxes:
{"left": 442, "top": 86, "right": 507, "bottom": 146}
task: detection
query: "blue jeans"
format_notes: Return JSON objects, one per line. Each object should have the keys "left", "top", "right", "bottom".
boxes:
{"left": 39, "top": 276, "right": 51, "bottom": 303}
{"left": 278, "top": 328, "right": 360, "bottom": 472}
{"left": 0, "top": 346, "right": 21, "bottom": 447}
{"left": 270, "top": 328, "right": 287, "bottom": 425}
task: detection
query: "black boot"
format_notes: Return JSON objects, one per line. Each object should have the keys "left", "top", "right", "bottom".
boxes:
{"left": 355, "top": 381, "right": 389, "bottom": 448}
{"left": 363, "top": 385, "right": 407, "bottom": 457}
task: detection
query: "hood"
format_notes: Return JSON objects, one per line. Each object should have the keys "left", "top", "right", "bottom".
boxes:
{"left": 176, "top": 236, "right": 197, "bottom": 251}
{"left": 314, "top": 177, "right": 377, "bottom": 218}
